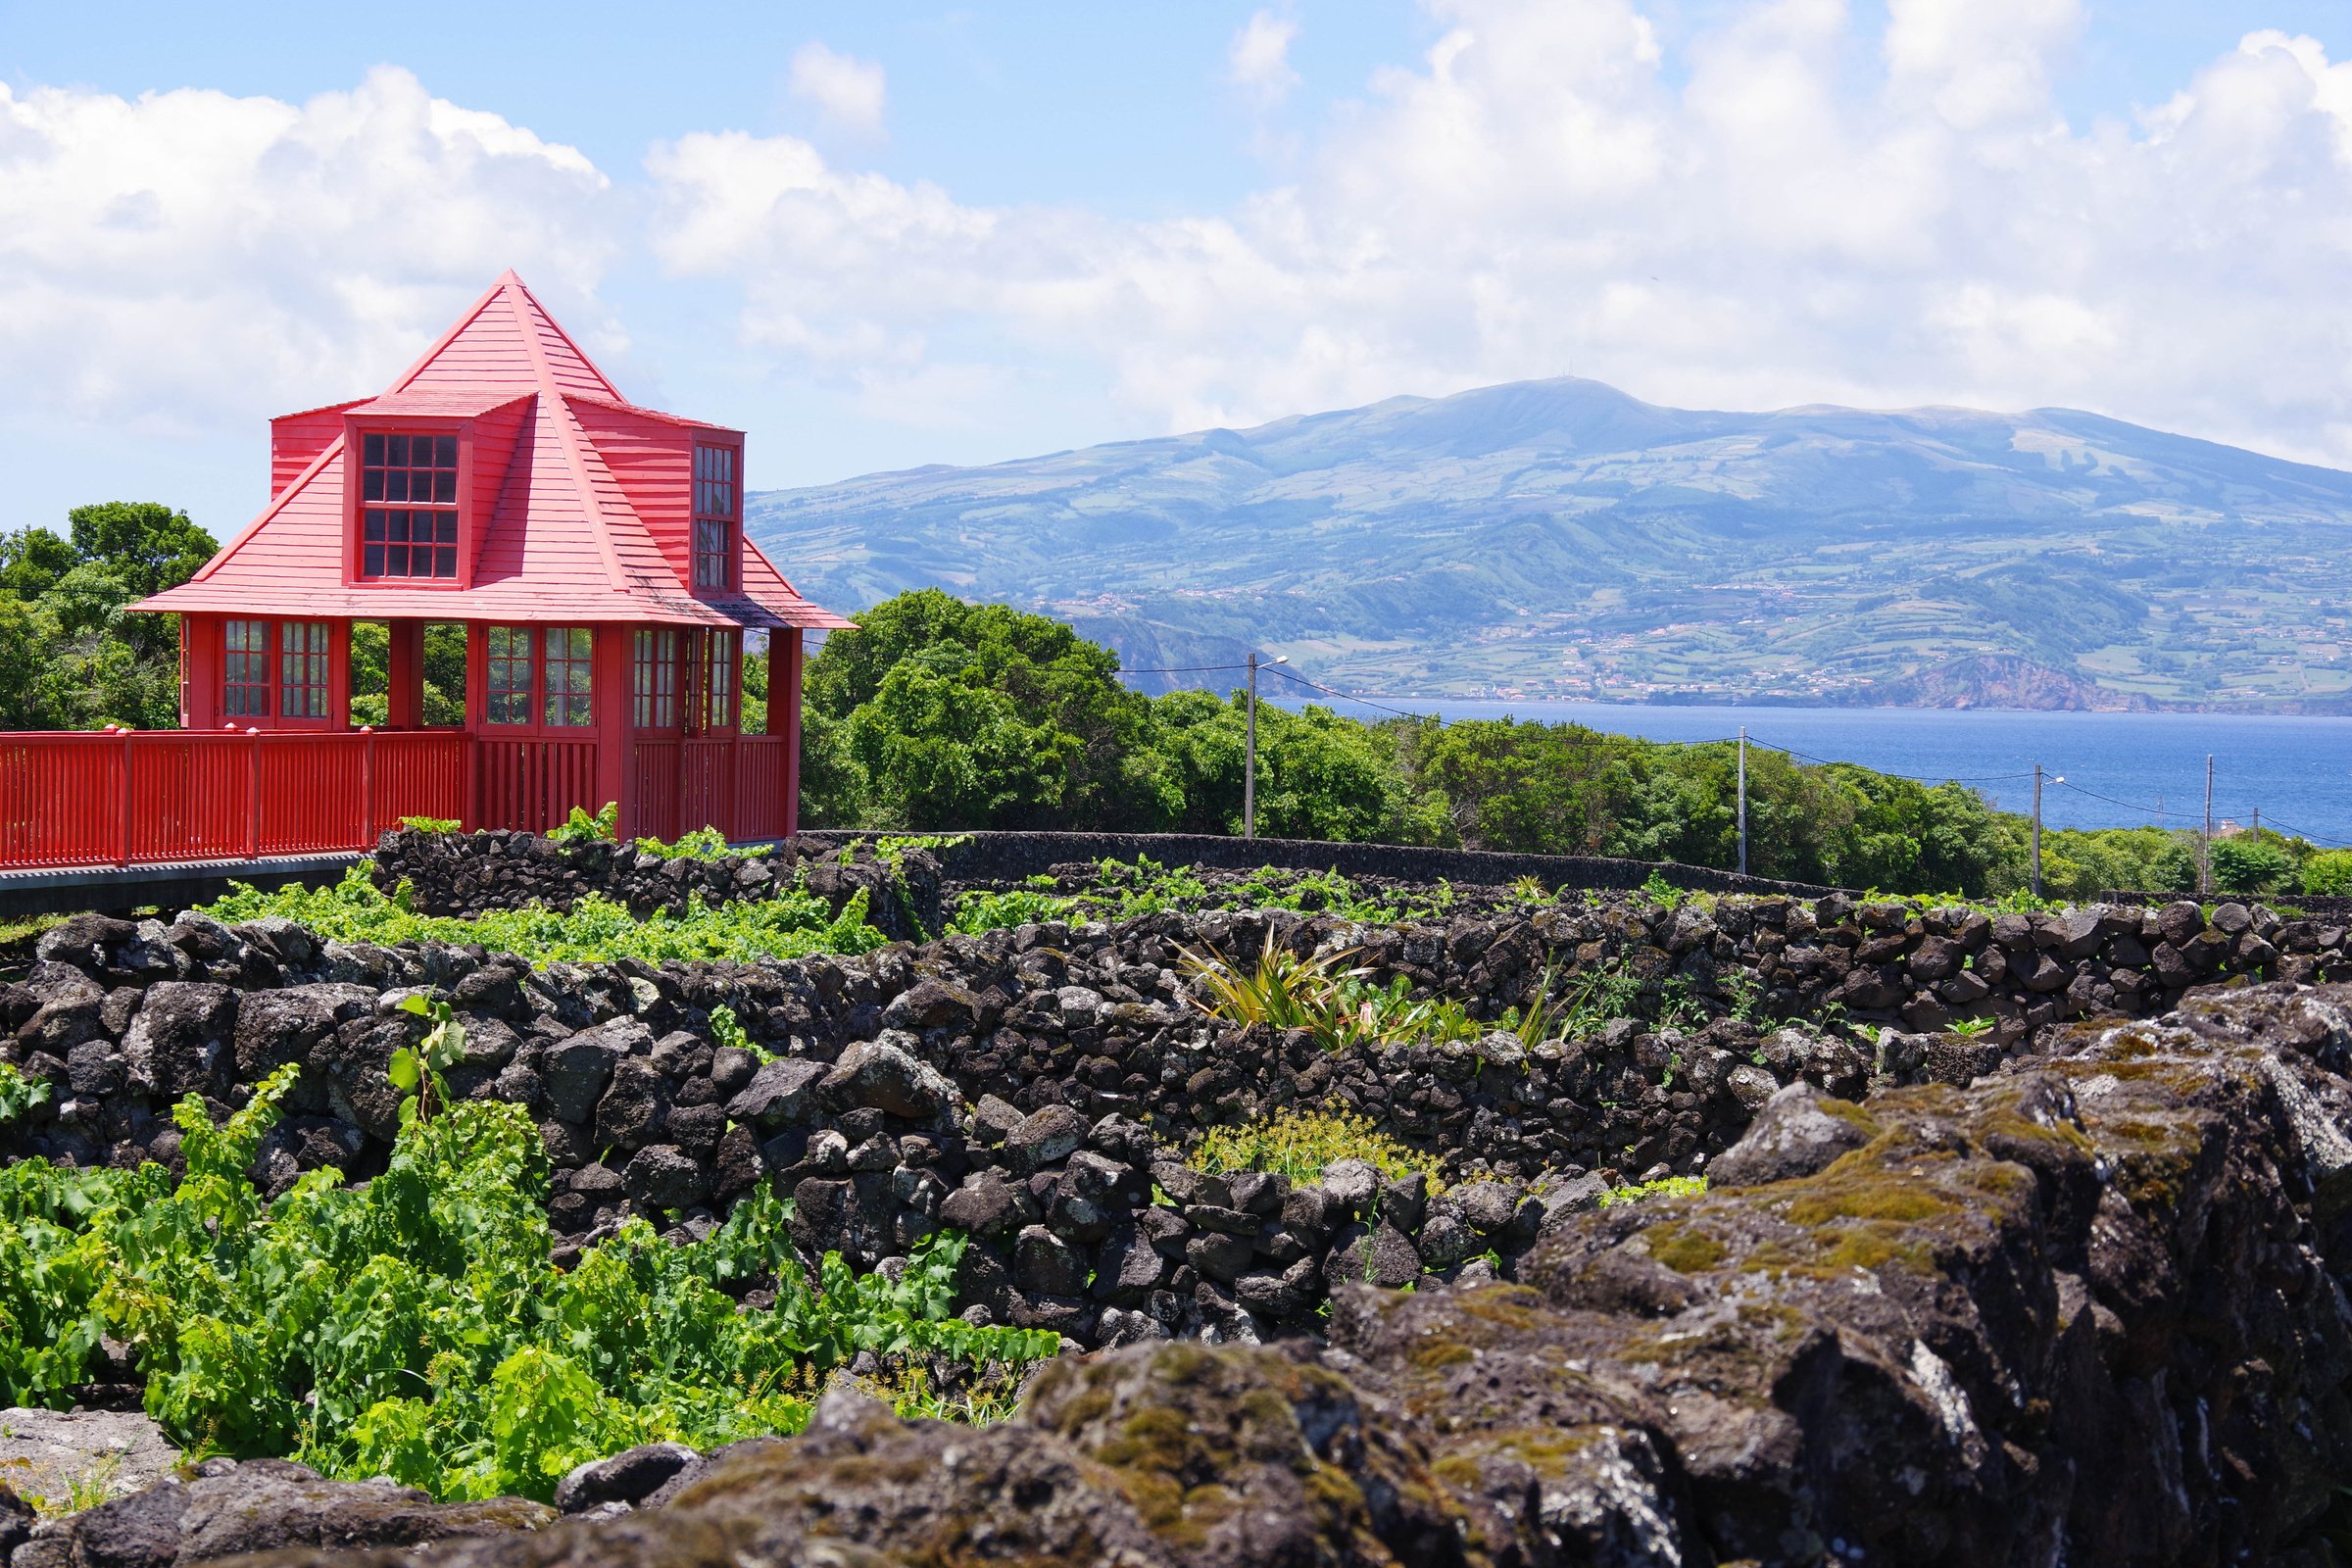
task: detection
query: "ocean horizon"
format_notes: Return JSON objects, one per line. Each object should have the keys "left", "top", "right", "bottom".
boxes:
{"left": 1256, "top": 696, "right": 2352, "bottom": 847}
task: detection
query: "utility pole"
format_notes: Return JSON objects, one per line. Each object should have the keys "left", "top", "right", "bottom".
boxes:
{"left": 2032, "top": 763, "right": 2045, "bottom": 901}
{"left": 1736, "top": 727, "right": 1748, "bottom": 876}
{"left": 2202, "top": 753, "right": 2215, "bottom": 897}
{"left": 1243, "top": 652, "right": 1286, "bottom": 840}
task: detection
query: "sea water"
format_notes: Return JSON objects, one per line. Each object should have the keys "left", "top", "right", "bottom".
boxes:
{"left": 1318, "top": 699, "right": 2352, "bottom": 846}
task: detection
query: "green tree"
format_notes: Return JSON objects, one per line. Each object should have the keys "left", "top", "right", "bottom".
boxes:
{"left": 2302, "top": 849, "right": 2352, "bottom": 897}
{"left": 2210, "top": 834, "right": 2292, "bottom": 896}
{"left": 0, "top": 503, "right": 215, "bottom": 729}
{"left": 804, "top": 590, "right": 1170, "bottom": 830}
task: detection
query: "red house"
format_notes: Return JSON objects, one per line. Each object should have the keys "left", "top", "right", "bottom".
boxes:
{"left": 3, "top": 273, "right": 851, "bottom": 870}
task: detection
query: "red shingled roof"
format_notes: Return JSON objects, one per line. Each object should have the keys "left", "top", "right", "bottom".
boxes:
{"left": 137, "top": 273, "right": 854, "bottom": 632}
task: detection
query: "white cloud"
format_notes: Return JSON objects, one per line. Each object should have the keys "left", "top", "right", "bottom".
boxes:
{"left": 0, "top": 66, "right": 617, "bottom": 436}
{"left": 788, "top": 42, "right": 888, "bottom": 135}
{"left": 1228, "top": 11, "right": 1302, "bottom": 107}
{"left": 651, "top": 0, "right": 2352, "bottom": 469}
{"left": 17, "top": 2, "right": 2352, "bottom": 488}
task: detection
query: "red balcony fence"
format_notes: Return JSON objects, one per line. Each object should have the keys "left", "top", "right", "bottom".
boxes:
{"left": 0, "top": 729, "right": 469, "bottom": 871}
{"left": 475, "top": 737, "right": 600, "bottom": 835}
{"left": 0, "top": 727, "right": 794, "bottom": 872}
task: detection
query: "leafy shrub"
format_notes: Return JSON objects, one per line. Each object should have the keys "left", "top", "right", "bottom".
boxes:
{"left": 200, "top": 866, "right": 888, "bottom": 967}
{"left": 949, "top": 885, "right": 1073, "bottom": 934}
{"left": 2211, "top": 835, "right": 2292, "bottom": 896}
{"left": 1598, "top": 1175, "right": 1707, "bottom": 1206}
{"left": 396, "top": 815, "right": 463, "bottom": 834}
{"left": 1175, "top": 931, "right": 1371, "bottom": 1052}
{"left": 1190, "top": 1107, "right": 1446, "bottom": 1193}
{"left": 633, "top": 826, "right": 769, "bottom": 861}
{"left": 546, "top": 802, "right": 619, "bottom": 845}
{"left": 1557, "top": 961, "right": 1645, "bottom": 1037}
{"left": 0, "top": 1061, "right": 51, "bottom": 1123}
{"left": 0, "top": 1070, "right": 1056, "bottom": 1499}
{"left": 2304, "top": 849, "right": 2352, "bottom": 897}
{"left": 706, "top": 1004, "right": 775, "bottom": 1065}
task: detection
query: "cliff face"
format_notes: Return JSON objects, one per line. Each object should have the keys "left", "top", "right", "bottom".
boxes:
{"left": 1835, "top": 655, "right": 2151, "bottom": 711}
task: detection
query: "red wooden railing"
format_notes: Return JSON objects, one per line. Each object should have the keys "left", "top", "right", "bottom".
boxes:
{"left": 733, "top": 735, "right": 793, "bottom": 840}
{"left": 476, "top": 737, "right": 599, "bottom": 834}
{"left": 0, "top": 727, "right": 792, "bottom": 871}
{"left": 679, "top": 738, "right": 735, "bottom": 839}
{"left": 628, "top": 735, "right": 791, "bottom": 843}
{"left": 630, "top": 738, "right": 682, "bottom": 843}
{"left": 0, "top": 729, "right": 467, "bottom": 871}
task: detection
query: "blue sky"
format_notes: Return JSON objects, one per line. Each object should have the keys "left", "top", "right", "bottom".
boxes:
{"left": 5, "top": 1, "right": 2352, "bottom": 544}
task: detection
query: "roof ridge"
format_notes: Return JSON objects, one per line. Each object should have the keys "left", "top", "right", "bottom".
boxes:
{"left": 564, "top": 391, "right": 733, "bottom": 431}
{"left": 505, "top": 273, "right": 621, "bottom": 399}
{"left": 508, "top": 283, "right": 629, "bottom": 592}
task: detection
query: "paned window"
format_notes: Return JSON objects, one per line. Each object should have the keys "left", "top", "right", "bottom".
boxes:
{"left": 278, "top": 621, "right": 330, "bottom": 718}
{"left": 485, "top": 627, "right": 534, "bottom": 725}
{"left": 361, "top": 431, "right": 459, "bottom": 579}
{"left": 543, "top": 627, "right": 595, "bottom": 727}
{"left": 633, "top": 629, "right": 677, "bottom": 728}
{"left": 223, "top": 619, "right": 270, "bottom": 717}
{"left": 704, "top": 629, "right": 738, "bottom": 730}
{"left": 692, "top": 444, "right": 735, "bottom": 590}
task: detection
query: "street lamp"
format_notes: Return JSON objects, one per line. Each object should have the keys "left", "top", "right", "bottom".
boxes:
{"left": 1245, "top": 652, "right": 1287, "bottom": 840}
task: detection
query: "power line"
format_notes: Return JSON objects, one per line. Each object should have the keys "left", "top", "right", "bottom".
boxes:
{"left": 1261, "top": 663, "right": 1431, "bottom": 720}
{"left": 2244, "top": 811, "right": 2352, "bottom": 850}
{"left": 2051, "top": 778, "right": 2205, "bottom": 822}
{"left": 1117, "top": 662, "right": 1250, "bottom": 676}
{"left": 1741, "top": 734, "right": 2034, "bottom": 785}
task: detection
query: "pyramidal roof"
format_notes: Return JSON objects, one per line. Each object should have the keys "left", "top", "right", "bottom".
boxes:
{"left": 136, "top": 273, "right": 852, "bottom": 632}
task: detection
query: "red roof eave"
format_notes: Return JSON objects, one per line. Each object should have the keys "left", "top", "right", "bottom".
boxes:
{"left": 129, "top": 581, "right": 855, "bottom": 630}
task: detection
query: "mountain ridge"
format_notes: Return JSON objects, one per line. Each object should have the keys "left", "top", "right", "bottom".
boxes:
{"left": 746, "top": 375, "right": 2352, "bottom": 711}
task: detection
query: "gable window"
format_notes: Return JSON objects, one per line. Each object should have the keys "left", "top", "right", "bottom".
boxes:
{"left": 223, "top": 620, "right": 270, "bottom": 717}
{"left": 279, "top": 621, "right": 331, "bottom": 718}
{"left": 633, "top": 629, "right": 677, "bottom": 728}
{"left": 692, "top": 444, "right": 735, "bottom": 590}
{"left": 484, "top": 627, "right": 534, "bottom": 724}
{"left": 361, "top": 432, "right": 459, "bottom": 579}
{"left": 704, "top": 629, "right": 738, "bottom": 730}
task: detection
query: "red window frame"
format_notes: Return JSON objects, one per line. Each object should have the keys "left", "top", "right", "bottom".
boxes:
{"left": 346, "top": 419, "right": 469, "bottom": 589}
{"left": 692, "top": 444, "right": 736, "bottom": 592}
{"left": 479, "top": 625, "right": 596, "bottom": 731}
{"left": 223, "top": 619, "right": 270, "bottom": 718}
{"left": 358, "top": 431, "right": 461, "bottom": 579}
{"left": 278, "top": 620, "right": 331, "bottom": 720}
{"left": 703, "top": 629, "right": 739, "bottom": 732}
{"left": 633, "top": 628, "right": 678, "bottom": 729}
{"left": 543, "top": 627, "right": 595, "bottom": 728}
{"left": 483, "top": 626, "right": 535, "bottom": 726}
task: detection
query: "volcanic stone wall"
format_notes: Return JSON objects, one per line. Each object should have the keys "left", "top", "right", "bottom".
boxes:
{"left": 24, "top": 981, "right": 2352, "bottom": 1567}
{"left": 370, "top": 828, "right": 943, "bottom": 940}
{"left": 800, "top": 827, "right": 1841, "bottom": 898}
{"left": 6, "top": 877, "right": 2345, "bottom": 1353}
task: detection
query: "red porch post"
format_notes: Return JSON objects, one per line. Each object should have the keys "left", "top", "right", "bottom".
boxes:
{"left": 181, "top": 614, "right": 221, "bottom": 731}
{"left": 386, "top": 619, "right": 425, "bottom": 729}
{"left": 595, "top": 622, "right": 631, "bottom": 836}
{"left": 771, "top": 628, "right": 804, "bottom": 835}
{"left": 327, "top": 619, "right": 354, "bottom": 731}
{"left": 464, "top": 622, "right": 487, "bottom": 829}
